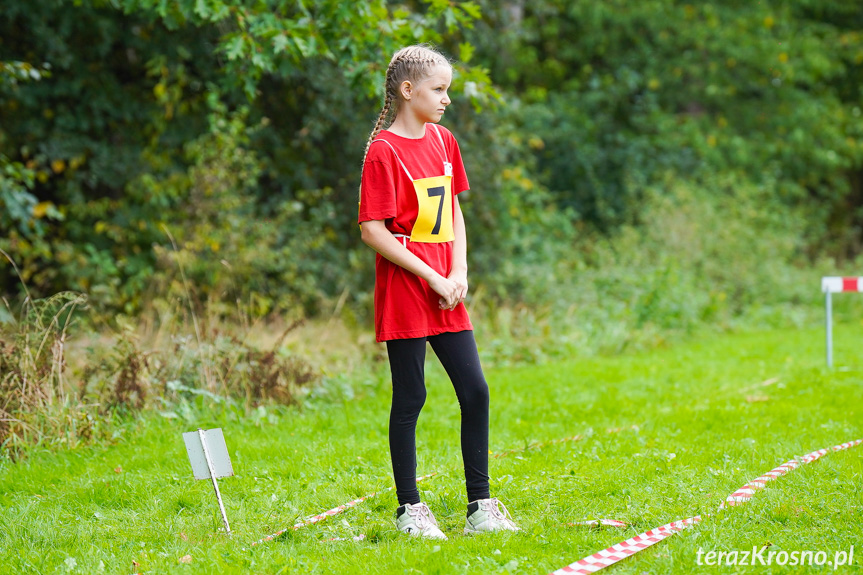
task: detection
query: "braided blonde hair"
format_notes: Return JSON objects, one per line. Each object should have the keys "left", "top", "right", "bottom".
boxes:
{"left": 361, "top": 45, "right": 452, "bottom": 169}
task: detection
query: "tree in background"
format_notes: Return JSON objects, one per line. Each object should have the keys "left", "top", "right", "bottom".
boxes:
{"left": 0, "top": 0, "right": 489, "bottom": 315}
{"left": 468, "top": 0, "right": 863, "bottom": 242}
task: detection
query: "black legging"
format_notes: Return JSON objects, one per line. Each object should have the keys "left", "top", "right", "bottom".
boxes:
{"left": 386, "top": 329, "right": 490, "bottom": 505}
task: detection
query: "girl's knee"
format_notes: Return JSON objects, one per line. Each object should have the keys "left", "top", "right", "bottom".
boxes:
{"left": 462, "top": 380, "right": 489, "bottom": 411}
{"left": 394, "top": 386, "right": 427, "bottom": 414}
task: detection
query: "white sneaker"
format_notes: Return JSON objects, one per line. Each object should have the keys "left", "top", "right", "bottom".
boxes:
{"left": 464, "top": 498, "right": 520, "bottom": 534}
{"left": 395, "top": 502, "right": 448, "bottom": 540}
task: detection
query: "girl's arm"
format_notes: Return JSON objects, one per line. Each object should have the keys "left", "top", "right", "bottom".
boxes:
{"left": 361, "top": 219, "right": 461, "bottom": 309}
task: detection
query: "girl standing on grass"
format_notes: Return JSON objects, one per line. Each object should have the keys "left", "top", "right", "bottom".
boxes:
{"left": 358, "top": 44, "right": 519, "bottom": 540}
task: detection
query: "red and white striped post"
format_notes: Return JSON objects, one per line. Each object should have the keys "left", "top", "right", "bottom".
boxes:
{"left": 821, "top": 277, "right": 863, "bottom": 367}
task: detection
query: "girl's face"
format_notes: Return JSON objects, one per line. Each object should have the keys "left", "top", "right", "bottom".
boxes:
{"left": 403, "top": 64, "right": 453, "bottom": 124}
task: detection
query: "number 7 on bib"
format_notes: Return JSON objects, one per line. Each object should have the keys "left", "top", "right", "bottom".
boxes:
{"left": 410, "top": 175, "right": 454, "bottom": 243}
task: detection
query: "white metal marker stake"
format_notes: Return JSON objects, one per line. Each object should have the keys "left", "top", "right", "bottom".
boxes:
{"left": 826, "top": 288, "right": 833, "bottom": 368}
{"left": 183, "top": 428, "right": 234, "bottom": 534}
{"left": 821, "top": 276, "right": 863, "bottom": 367}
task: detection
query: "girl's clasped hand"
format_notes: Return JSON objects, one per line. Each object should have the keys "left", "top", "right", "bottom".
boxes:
{"left": 433, "top": 272, "right": 467, "bottom": 310}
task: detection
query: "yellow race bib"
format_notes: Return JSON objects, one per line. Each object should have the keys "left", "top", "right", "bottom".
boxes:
{"left": 410, "top": 175, "right": 453, "bottom": 243}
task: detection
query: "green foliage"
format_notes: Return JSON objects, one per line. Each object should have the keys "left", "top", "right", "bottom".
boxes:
{"left": 0, "top": 155, "right": 38, "bottom": 233}
{"left": 0, "top": 60, "right": 57, "bottom": 245}
{"left": 0, "top": 60, "right": 51, "bottom": 85}
{"left": 106, "top": 0, "right": 484, "bottom": 98}
{"left": 469, "top": 0, "right": 863, "bottom": 235}
{"left": 1, "top": 0, "right": 216, "bottom": 304}
{"left": 0, "top": 0, "right": 493, "bottom": 314}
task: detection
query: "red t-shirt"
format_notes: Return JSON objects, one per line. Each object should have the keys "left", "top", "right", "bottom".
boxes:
{"left": 359, "top": 124, "right": 473, "bottom": 342}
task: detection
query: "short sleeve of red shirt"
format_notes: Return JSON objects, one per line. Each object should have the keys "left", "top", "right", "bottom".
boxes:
{"left": 359, "top": 157, "right": 397, "bottom": 222}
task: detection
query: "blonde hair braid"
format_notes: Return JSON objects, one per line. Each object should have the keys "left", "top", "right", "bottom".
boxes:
{"left": 361, "top": 91, "right": 394, "bottom": 170}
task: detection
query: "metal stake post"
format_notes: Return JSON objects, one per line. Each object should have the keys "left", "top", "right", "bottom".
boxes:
{"left": 825, "top": 290, "right": 833, "bottom": 368}
{"left": 198, "top": 428, "right": 231, "bottom": 534}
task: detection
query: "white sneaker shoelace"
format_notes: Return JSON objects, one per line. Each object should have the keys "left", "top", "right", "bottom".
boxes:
{"left": 463, "top": 498, "right": 521, "bottom": 534}
{"left": 407, "top": 502, "right": 437, "bottom": 530}
{"left": 398, "top": 502, "right": 447, "bottom": 540}
{"left": 483, "top": 498, "right": 518, "bottom": 528}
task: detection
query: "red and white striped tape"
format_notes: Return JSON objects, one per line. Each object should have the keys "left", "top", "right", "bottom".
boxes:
{"left": 249, "top": 473, "right": 437, "bottom": 547}
{"left": 549, "top": 438, "right": 863, "bottom": 575}
{"left": 822, "top": 276, "right": 863, "bottom": 293}
{"left": 554, "top": 517, "right": 702, "bottom": 574}
{"left": 721, "top": 438, "right": 862, "bottom": 508}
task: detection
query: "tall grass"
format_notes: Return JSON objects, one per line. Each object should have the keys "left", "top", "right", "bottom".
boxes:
{"left": 0, "top": 245, "right": 320, "bottom": 461}
{"left": 1, "top": 248, "right": 90, "bottom": 456}
{"left": 0, "top": 287, "right": 88, "bottom": 457}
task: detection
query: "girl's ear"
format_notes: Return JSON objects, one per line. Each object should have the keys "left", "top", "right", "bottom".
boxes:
{"left": 399, "top": 80, "right": 413, "bottom": 102}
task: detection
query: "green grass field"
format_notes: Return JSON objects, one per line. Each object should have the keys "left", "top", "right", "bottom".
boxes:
{"left": 1, "top": 325, "right": 861, "bottom": 574}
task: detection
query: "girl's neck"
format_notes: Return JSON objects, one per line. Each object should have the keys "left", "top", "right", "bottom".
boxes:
{"left": 388, "top": 115, "right": 427, "bottom": 139}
